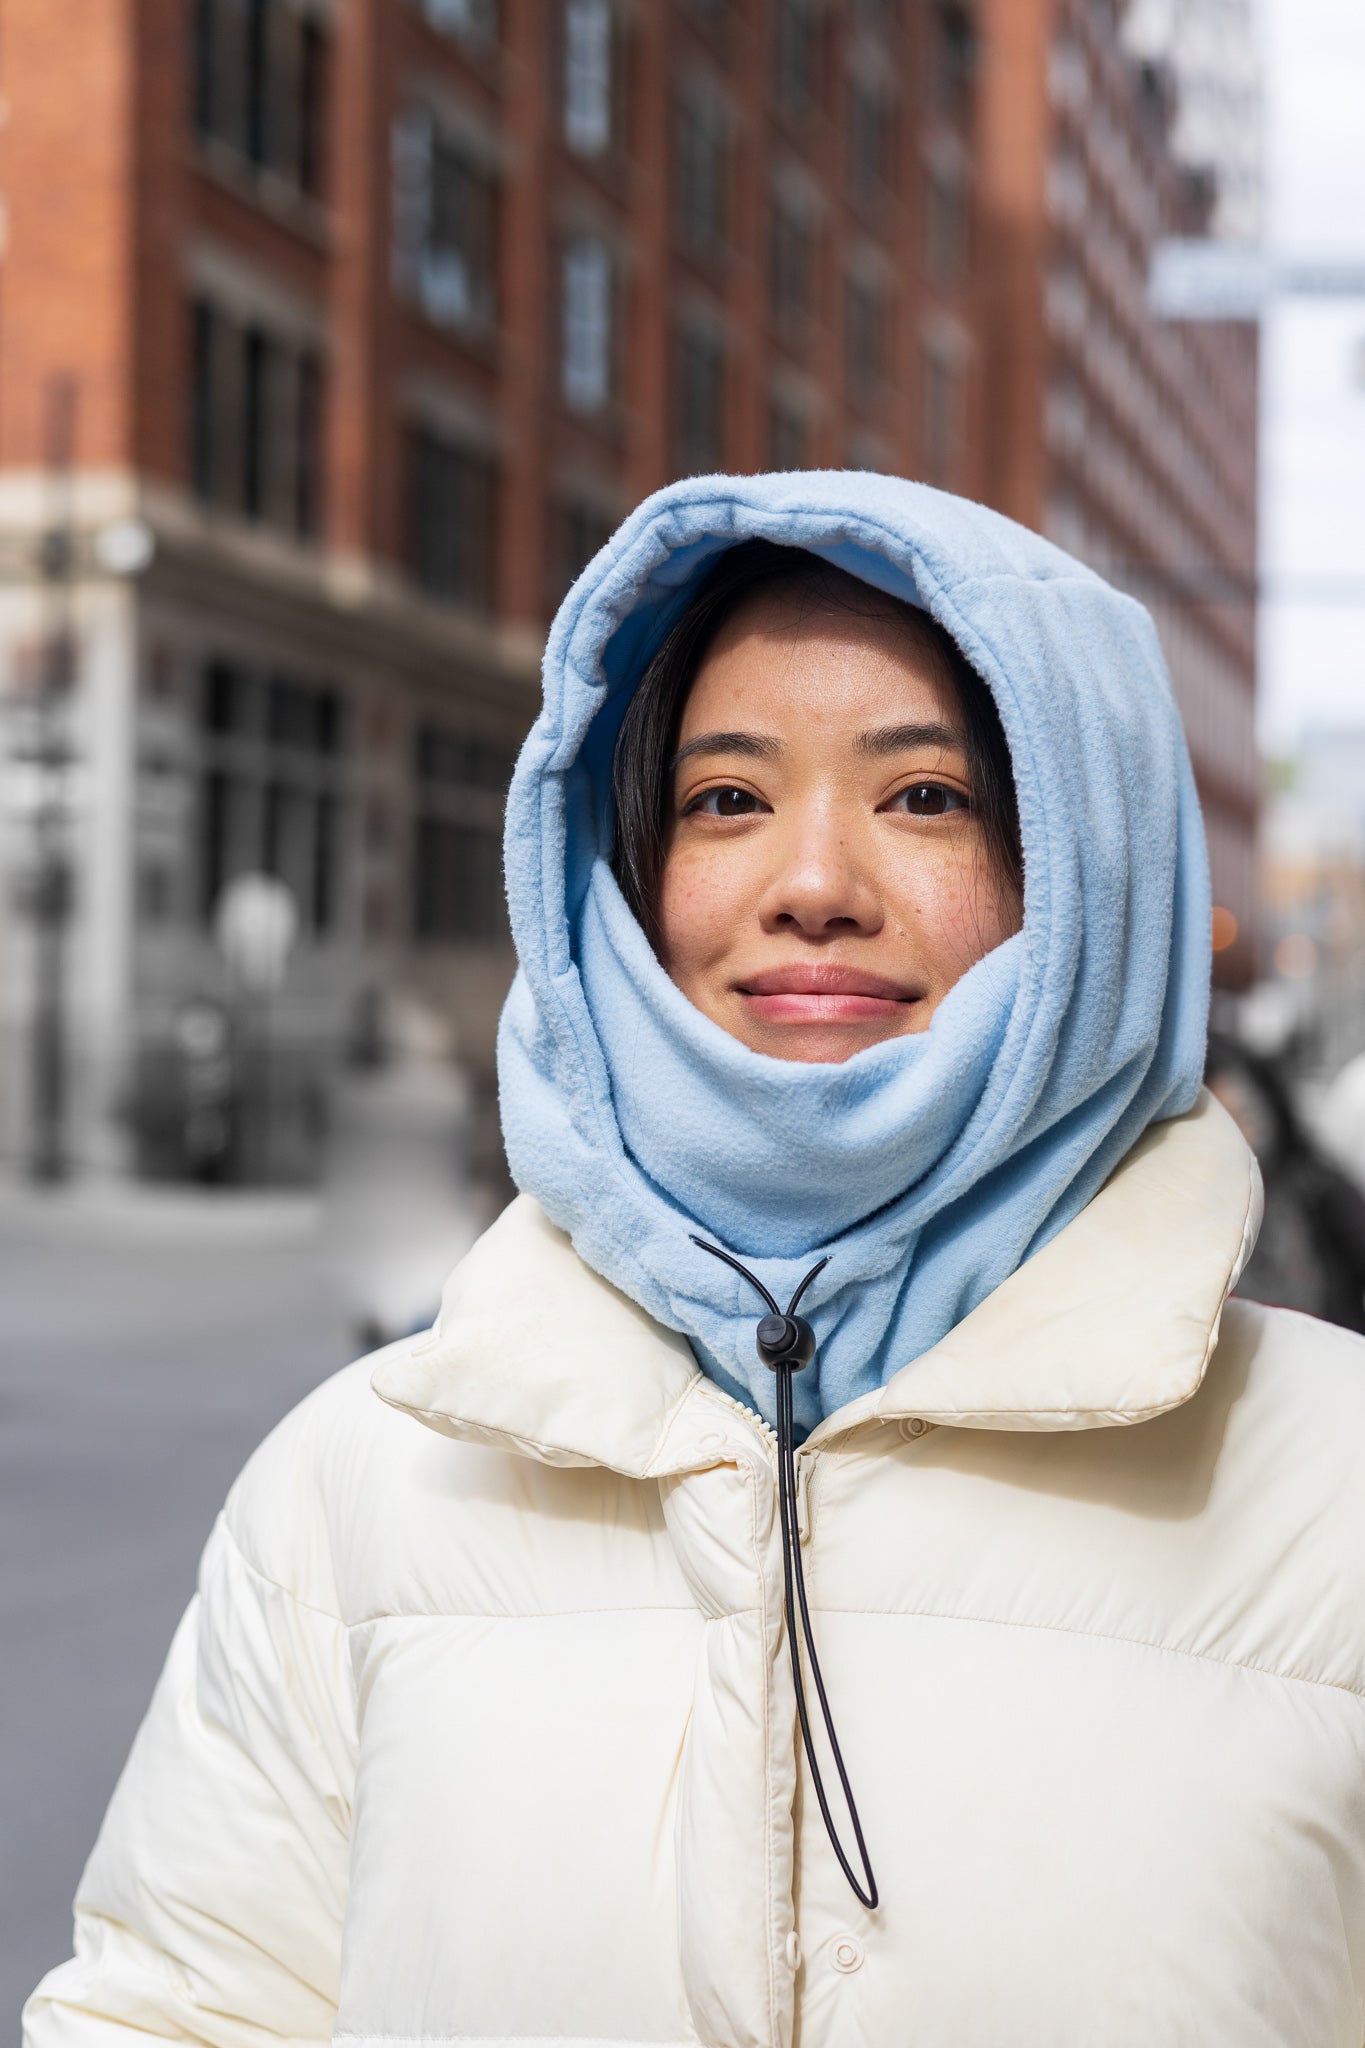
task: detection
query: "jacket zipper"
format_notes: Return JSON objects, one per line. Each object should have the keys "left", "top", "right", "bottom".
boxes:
{"left": 691, "top": 1356, "right": 879, "bottom": 1908}
{"left": 697, "top": 1383, "right": 815, "bottom": 1541}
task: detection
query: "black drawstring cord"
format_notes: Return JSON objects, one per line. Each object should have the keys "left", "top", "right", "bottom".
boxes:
{"left": 691, "top": 1236, "right": 879, "bottom": 1913}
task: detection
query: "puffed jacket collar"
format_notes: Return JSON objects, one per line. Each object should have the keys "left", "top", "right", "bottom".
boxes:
{"left": 374, "top": 1090, "right": 1262, "bottom": 1472}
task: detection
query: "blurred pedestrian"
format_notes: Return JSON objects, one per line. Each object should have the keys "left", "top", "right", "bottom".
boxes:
{"left": 1206, "top": 1033, "right": 1365, "bottom": 1332}
{"left": 27, "top": 477, "right": 1365, "bottom": 2046}
{"left": 1316, "top": 1045, "right": 1365, "bottom": 1193}
{"left": 320, "top": 986, "right": 480, "bottom": 1353}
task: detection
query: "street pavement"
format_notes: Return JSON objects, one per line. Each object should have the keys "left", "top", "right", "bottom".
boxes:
{"left": 0, "top": 1188, "right": 353, "bottom": 2039}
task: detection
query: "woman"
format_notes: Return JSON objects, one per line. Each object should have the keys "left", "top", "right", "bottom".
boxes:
{"left": 27, "top": 474, "right": 1365, "bottom": 2045}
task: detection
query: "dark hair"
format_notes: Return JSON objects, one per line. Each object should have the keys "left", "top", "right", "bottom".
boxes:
{"left": 610, "top": 538, "right": 1023, "bottom": 942}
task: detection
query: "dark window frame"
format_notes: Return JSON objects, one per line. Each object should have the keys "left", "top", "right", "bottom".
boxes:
{"left": 190, "top": 298, "right": 218, "bottom": 502}
{"left": 674, "top": 80, "right": 729, "bottom": 267}
{"left": 556, "top": 497, "right": 615, "bottom": 600}
{"left": 848, "top": 75, "right": 897, "bottom": 206}
{"left": 407, "top": 427, "right": 498, "bottom": 610}
{"left": 241, "top": 324, "right": 271, "bottom": 520}
{"left": 674, "top": 324, "right": 726, "bottom": 475}
{"left": 773, "top": 0, "right": 820, "bottom": 119}
{"left": 190, "top": 0, "right": 333, "bottom": 202}
{"left": 845, "top": 271, "right": 890, "bottom": 405}
{"left": 932, "top": 2, "right": 976, "bottom": 125}
{"left": 769, "top": 189, "right": 814, "bottom": 342}
{"left": 196, "top": 657, "right": 350, "bottom": 937}
{"left": 295, "top": 350, "right": 324, "bottom": 539}
{"left": 411, "top": 718, "right": 514, "bottom": 946}
{"left": 922, "top": 338, "right": 964, "bottom": 487}
{"left": 925, "top": 162, "right": 972, "bottom": 287}
{"left": 767, "top": 395, "right": 809, "bottom": 470}
{"left": 187, "top": 293, "right": 325, "bottom": 541}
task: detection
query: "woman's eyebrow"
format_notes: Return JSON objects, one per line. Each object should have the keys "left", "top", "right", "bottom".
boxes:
{"left": 855, "top": 720, "right": 964, "bottom": 757}
{"left": 671, "top": 730, "right": 782, "bottom": 769}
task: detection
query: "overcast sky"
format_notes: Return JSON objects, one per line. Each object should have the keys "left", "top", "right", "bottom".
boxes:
{"left": 1257, "top": 0, "right": 1365, "bottom": 749}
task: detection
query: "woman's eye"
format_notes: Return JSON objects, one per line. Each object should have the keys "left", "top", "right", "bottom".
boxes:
{"left": 687, "top": 786, "right": 765, "bottom": 817}
{"left": 890, "top": 781, "right": 970, "bottom": 817}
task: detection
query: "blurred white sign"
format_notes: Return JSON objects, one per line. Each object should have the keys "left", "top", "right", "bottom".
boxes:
{"left": 1150, "top": 240, "right": 1365, "bottom": 320}
{"left": 214, "top": 873, "right": 299, "bottom": 994}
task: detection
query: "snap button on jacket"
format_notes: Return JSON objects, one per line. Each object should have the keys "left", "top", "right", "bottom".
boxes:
{"left": 24, "top": 1095, "right": 1365, "bottom": 2047}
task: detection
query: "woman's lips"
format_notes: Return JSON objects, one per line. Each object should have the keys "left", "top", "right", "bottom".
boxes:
{"left": 734, "top": 965, "right": 921, "bottom": 1024}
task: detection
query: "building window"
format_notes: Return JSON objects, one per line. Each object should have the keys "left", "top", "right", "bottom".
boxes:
{"left": 295, "top": 351, "right": 324, "bottom": 538}
{"left": 932, "top": 2, "right": 975, "bottom": 124}
{"left": 561, "top": 235, "right": 615, "bottom": 414}
{"left": 412, "top": 722, "right": 513, "bottom": 944}
{"left": 774, "top": 0, "right": 819, "bottom": 117}
{"left": 193, "top": 0, "right": 242, "bottom": 154}
{"left": 558, "top": 498, "right": 615, "bottom": 593}
{"left": 674, "top": 325, "right": 725, "bottom": 475}
{"left": 297, "top": 19, "right": 328, "bottom": 198}
{"left": 190, "top": 299, "right": 220, "bottom": 502}
{"left": 845, "top": 432, "right": 889, "bottom": 473}
{"left": 563, "top": 0, "right": 615, "bottom": 157}
{"left": 413, "top": 822, "right": 506, "bottom": 942}
{"left": 192, "top": 0, "right": 331, "bottom": 200}
{"left": 407, "top": 428, "right": 497, "bottom": 609}
{"left": 767, "top": 396, "right": 809, "bottom": 470}
{"left": 244, "top": 0, "right": 269, "bottom": 165}
{"left": 197, "top": 659, "right": 348, "bottom": 936}
{"left": 393, "top": 106, "right": 499, "bottom": 334}
{"left": 674, "top": 82, "right": 728, "bottom": 265}
{"left": 769, "top": 190, "right": 814, "bottom": 344}
{"left": 685, "top": 0, "right": 734, "bottom": 47}
{"left": 241, "top": 325, "right": 271, "bottom": 519}
{"left": 188, "top": 295, "right": 323, "bottom": 539}
{"left": 421, "top": 0, "right": 499, "bottom": 45}
{"left": 848, "top": 78, "right": 895, "bottom": 204}
{"left": 193, "top": 0, "right": 218, "bottom": 140}
{"left": 414, "top": 725, "right": 516, "bottom": 791}
{"left": 926, "top": 164, "right": 971, "bottom": 285}
{"left": 922, "top": 339, "right": 963, "bottom": 486}
{"left": 845, "top": 273, "right": 889, "bottom": 405}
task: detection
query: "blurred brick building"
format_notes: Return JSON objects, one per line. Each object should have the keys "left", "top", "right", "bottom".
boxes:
{"left": 976, "top": 0, "right": 1260, "bottom": 983}
{"left": 0, "top": 0, "right": 984, "bottom": 1179}
{"left": 0, "top": 0, "right": 1256, "bottom": 1181}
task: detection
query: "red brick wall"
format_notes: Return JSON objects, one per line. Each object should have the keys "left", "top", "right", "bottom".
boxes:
{"left": 975, "top": 0, "right": 1055, "bottom": 530}
{"left": 0, "top": 0, "right": 990, "bottom": 606}
{"left": 0, "top": 0, "right": 139, "bottom": 467}
{"left": 329, "top": 0, "right": 394, "bottom": 561}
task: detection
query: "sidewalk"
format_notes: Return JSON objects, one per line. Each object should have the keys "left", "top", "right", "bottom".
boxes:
{"left": 0, "top": 1172, "right": 320, "bottom": 1249}
{"left": 0, "top": 1183, "right": 347, "bottom": 2034}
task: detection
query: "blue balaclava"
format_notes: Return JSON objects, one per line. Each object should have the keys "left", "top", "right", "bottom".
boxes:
{"left": 497, "top": 472, "right": 1211, "bottom": 1430}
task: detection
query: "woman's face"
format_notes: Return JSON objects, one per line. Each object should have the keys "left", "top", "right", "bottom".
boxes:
{"left": 657, "top": 590, "right": 1023, "bottom": 1064}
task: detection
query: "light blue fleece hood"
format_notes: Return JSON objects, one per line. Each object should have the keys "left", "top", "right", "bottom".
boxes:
{"left": 498, "top": 472, "right": 1211, "bottom": 1430}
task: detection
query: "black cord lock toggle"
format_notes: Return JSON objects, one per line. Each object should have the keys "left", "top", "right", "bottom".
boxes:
{"left": 691, "top": 1234, "right": 879, "bottom": 1914}
{"left": 756, "top": 1311, "right": 815, "bottom": 1371}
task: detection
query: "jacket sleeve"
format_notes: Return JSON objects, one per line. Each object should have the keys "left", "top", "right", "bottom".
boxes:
{"left": 22, "top": 1448, "right": 357, "bottom": 2047}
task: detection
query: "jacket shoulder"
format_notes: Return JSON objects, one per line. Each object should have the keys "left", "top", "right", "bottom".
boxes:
{"left": 1214, "top": 1298, "right": 1365, "bottom": 1606}
{"left": 222, "top": 1343, "right": 432, "bottom": 1619}
{"left": 1223, "top": 1294, "right": 1365, "bottom": 1414}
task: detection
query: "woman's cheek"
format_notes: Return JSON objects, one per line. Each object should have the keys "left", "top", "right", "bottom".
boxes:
{"left": 894, "top": 849, "right": 1011, "bottom": 980}
{"left": 658, "top": 845, "right": 749, "bottom": 975}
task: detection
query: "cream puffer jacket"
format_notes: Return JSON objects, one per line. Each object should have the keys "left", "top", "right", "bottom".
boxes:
{"left": 25, "top": 1094, "right": 1365, "bottom": 2047}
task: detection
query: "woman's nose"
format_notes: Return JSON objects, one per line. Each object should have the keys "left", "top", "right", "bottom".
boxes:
{"left": 757, "top": 809, "right": 883, "bottom": 936}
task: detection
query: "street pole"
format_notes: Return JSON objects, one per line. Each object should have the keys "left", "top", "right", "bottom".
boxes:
{"left": 28, "top": 373, "right": 77, "bottom": 1184}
